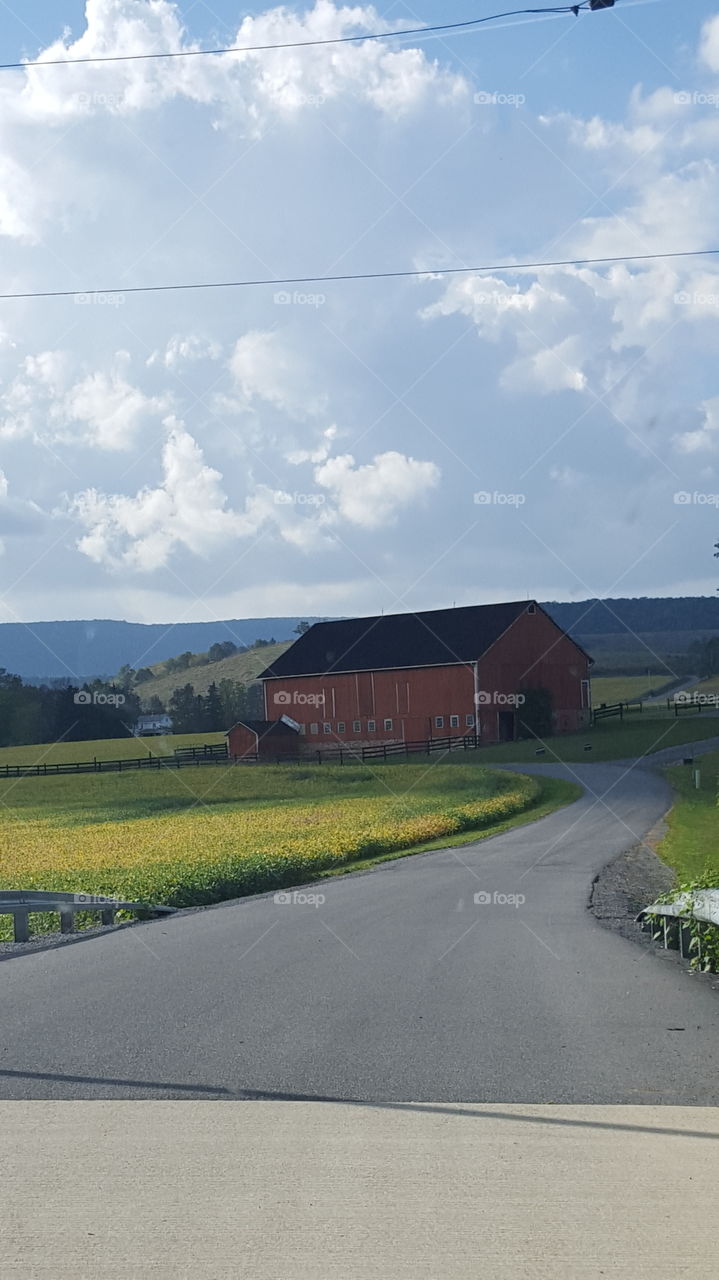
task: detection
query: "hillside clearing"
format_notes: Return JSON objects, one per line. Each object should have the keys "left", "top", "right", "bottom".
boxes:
{"left": 136, "top": 641, "right": 290, "bottom": 704}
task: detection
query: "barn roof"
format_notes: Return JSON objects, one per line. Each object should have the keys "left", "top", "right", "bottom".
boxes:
{"left": 258, "top": 600, "right": 584, "bottom": 679}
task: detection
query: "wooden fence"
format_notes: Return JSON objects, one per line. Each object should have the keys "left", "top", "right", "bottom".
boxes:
{"left": 0, "top": 742, "right": 229, "bottom": 779}
{"left": 592, "top": 700, "right": 643, "bottom": 725}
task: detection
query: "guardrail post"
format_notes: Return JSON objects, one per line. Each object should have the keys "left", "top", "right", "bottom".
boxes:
{"left": 13, "top": 910, "right": 29, "bottom": 943}
{"left": 59, "top": 908, "right": 75, "bottom": 934}
{"left": 101, "top": 908, "right": 116, "bottom": 926}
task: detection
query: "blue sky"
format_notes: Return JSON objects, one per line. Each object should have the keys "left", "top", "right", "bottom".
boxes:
{"left": 0, "top": 1, "right": 718, "bottom": 623}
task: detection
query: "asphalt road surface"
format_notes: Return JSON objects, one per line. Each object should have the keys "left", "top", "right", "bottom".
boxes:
{"left": 1, "top": 761, "right": 718, "bottom": 1102}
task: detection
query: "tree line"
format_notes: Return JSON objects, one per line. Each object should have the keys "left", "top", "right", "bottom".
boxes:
{"left": 0, "top": 668, "right": 262, "bottom": 749}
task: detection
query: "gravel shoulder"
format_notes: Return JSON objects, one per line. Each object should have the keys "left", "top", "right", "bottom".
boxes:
{"left": 589, "top": 814, "right": 675, "bottom": 945}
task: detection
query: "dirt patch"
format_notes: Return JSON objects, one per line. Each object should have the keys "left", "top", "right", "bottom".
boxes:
{"left": 590, "top": 814, "right": 676, "bottom": 944}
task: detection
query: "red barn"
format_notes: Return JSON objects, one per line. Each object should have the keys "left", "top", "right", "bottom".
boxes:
{"left": 257, "top": 601, "right": 592, "bottom": 749}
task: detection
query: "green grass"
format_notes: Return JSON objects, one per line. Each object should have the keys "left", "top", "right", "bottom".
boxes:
{"left": 0, "top": 732, "right": 225, "bottom": 767}
{"left": 471, "top": 710, "right": 719, "bottom": 764}
{"left": 692, "top": 675, "right": 719, "bottom": 697}
{"left": 658, "top": 750, "right": 719, "bottom": 882}
{"left": 590, "top": 675, "right": 658, "bottom": 704}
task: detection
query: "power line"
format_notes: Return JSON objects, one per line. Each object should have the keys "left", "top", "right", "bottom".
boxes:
{"left": 0, "top": 5, "right": 604, "bottom": 73}
{"left": 1, "top": 247, "right": 715, "bottom": 304}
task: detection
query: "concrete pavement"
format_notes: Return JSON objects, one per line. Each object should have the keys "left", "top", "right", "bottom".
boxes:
{"left": 2, "top": 1101, "right": 718, "bottom": 1278}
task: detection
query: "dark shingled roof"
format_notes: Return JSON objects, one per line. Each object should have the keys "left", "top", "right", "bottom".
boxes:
{"left": 259, "top": 601, "right": 568, "bottom": 679}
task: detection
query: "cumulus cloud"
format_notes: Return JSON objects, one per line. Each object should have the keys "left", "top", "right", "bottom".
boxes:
{"left": 0, "top": 351, "right": 171, "bottom": 450}
{"left": 229, "top": 330, "right": 328, "bottom": 419}
{"left": 67, "top": 418, "right": 251, "bottom": 570}
{"left": 314, "top": 450, "right": 440, "bottom": 528}
{"left": 66, "top": 419, "right": 438, "bottom": 569}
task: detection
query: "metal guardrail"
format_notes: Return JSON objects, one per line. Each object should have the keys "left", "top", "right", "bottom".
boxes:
{"left": 636, "top": 889, "right": 719, "bottom": 963}
{"left": 0, "top": 890, "right": 176, "bottom": 943}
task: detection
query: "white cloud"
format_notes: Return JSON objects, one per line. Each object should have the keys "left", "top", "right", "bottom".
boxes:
{"left": 700, "top": 15, "right": 719, "bottom": 73}
{"left": 673, "top": 397, "right": 719, "bottom": 454}
{"left": 68, "top": 418, "right": 248, "bottom": 570}
{"left": 314, "top": 449, "right": 440, "bottom": 528}
{"left": 11, "top": 0, "right": 466, "bottom": 130}
{"left": 229, "top": 330, "right": 328, "bottom": 419}
{"left": 0, "top": 352, "right": 171, "bottom": 450}
{"left": 148, "top": 334, "right": 223, "bottom": 369}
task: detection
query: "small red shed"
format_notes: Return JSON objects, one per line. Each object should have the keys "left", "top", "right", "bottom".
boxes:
{"left": 226, "top": 716, "right": 300, "bottom": 762}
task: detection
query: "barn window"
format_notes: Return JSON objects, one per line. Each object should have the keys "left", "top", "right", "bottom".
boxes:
{"left": 337, "top": 721, "right": 345, "bottom": 734}
{"left": 527, "top": 603, "right": 536, "bottom": 614}
{"left": 352, "top": 720, "right": 361, "bottom": 733}
{"left": 323, "top": 723, "right": 331, "bottom": 734}
{"left": 383, "top": 718, "right": 393, "bottom": 731}
{"left": 450, "top": 715, "right": 459, "bottom": 728}
{"left": 435, "top": 716, "right": 444, "bottom": 729}
{"left": 367, "top": 719, "right": 376, "bottom": 732}
{"left": 298, "top": 724, "right": 306, "bottom": 734}
{"left": 466, "top": 713, "right": 475, "bottom": 727}
{"left": 310, "top": 723, "right": 319, "bottom": 735}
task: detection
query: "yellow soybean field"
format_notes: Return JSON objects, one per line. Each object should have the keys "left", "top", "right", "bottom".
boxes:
{"left": 0, "top": 763, "right": 541, "bottom": 935}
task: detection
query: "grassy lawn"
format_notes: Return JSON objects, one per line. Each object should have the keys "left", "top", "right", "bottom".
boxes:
{"left": 692, "top": 675, "right": 719, "bottom": 697}
{"left": 0, "top": 762, "right": 577, "bottom": 937}
{"left": 473, "top": 710, "right": 719, "bottom": 764}
{"left": 590, "top": 675, "right": 658, "bottom": 704}
{"left": 0, "top": 732, "right": 225, "bottom": 766}
{"left": 658, "top": 750, "right": 719, "bottom": 883}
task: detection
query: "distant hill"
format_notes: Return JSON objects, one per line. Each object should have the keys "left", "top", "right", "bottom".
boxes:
{"left": 0, "top": 618, "right": 326, "bottom": 682}
{"left": 543, "top": 597, "right": 719, "bottom": 635}
{"left": 136, "top": 641, "right": 291, "bottom": 706}
{"left": 4, "top": 598, "right": 719, "bottom": 684}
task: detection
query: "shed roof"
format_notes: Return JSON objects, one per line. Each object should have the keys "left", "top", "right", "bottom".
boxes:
{"left": 225, "top": 719, "right": 299, "bottom": 738}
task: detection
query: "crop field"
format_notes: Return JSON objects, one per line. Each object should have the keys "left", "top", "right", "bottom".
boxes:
{"left": 0, "top": 762, "right": 550, "bottom": 938}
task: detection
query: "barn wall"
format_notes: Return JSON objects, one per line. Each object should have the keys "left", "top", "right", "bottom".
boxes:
{"left": 477, "top": 608, "right": 591, "bottom": 738}
{"left": 266, "top": 663, "right": 477, "bottom": 745}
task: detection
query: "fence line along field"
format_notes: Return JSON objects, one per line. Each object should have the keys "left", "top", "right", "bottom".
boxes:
{"left": 0, "top": 732, "right": 226, "bottom": 767}
{"left": 0, "top": 763, "right": 549, "bottom": 939}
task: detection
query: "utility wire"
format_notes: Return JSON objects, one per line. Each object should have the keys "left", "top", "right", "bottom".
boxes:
{"left": 0, "top": 5, "right": 602, "bottom": 72}
{"left": 1, "top": 248, "right": 716, "bottom": 303}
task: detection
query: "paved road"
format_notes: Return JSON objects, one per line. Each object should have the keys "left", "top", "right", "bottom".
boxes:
{"left": 1, "top": 762, "right": 718, "bottom": 1102}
